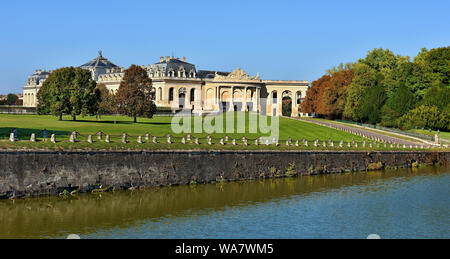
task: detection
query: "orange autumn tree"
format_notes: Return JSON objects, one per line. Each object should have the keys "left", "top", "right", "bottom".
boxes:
{"left": 114, "top": 65, "right": 157, "bottom": 123}
{"left": 321, "top": 69, "right": 355, "bottom": 119}
{"left": 300, "top": 74, "right": 331, "bottom": 115}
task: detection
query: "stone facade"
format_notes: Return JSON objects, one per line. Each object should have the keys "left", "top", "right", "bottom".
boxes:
{"left": 22, "top": 70, "right": 50, "bottom": 107}
{"left": 23, "top": 52, "right": 310, "bottom": 116}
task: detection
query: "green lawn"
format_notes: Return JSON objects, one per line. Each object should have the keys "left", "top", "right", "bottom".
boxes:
{"left": 0, "top": 113, "right": 438, "bottom": 151}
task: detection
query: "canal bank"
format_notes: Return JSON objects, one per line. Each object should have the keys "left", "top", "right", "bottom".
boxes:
{"left": 0, "top": 150, "right": 449, "bottom": 199}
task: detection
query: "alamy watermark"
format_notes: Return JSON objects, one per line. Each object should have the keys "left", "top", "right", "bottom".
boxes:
{"left": 170, "top": 98, "right": 280, "bottom": 141}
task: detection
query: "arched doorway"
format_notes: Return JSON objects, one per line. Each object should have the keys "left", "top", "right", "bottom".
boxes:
{"left": 206, "top": 88, "right": 215, "bottom": 109}
{"left": 179, "top": 88, "right": 186, "bottom": 109}
{"left": 282, "top": 91, "right": 292, "bottom": 117}
{"left": 233, "top": 90, "right": 243, "bottom": 111}
{"left": 221, "top": 91, "right": 231, "bottom": 112}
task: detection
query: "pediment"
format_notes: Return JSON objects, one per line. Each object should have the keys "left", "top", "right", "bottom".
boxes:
{"left": 214, "top": 67, "right": 260, "bottom": 81}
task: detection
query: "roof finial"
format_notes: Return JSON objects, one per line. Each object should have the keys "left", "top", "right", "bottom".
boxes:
{"left": 99, "top": 50, "right": 103, "bottom": 57}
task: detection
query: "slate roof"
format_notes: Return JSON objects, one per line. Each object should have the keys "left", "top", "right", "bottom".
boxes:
{"left": 80, "top": 51, "right": 119, "bottom": 69}
{"left": 154, "top": 58, "right": 194, "bottom": 66}
{"left": 197, "top": 70, "right": 230, "bottom": 79}
{"left": 153, "top": 58, "right": 197, "bottom": 76}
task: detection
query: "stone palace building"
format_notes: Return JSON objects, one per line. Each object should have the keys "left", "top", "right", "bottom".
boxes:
{"left": 23, "top": 51, "right": 309, "bottom": 116}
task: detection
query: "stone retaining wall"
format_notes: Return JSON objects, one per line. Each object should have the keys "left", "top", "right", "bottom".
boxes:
{"left": 0, "top": 150, "right": 448, "bottom": 199}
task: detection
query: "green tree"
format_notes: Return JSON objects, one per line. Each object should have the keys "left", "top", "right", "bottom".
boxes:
{"left": 97, "top": 83, "right": 115, "bottom": 119}
{"left": 37, "top": 67, "right": 100, "bottom": 120}
{"left": 70, "top": 68, "right": 100, "bottom": 120}
{"left": 325, "top": 62, "right": 353, "bottom": 76}
{"left": 114, "top": 65, "right": 156, "bottom": 123}
{"left": 359, "top": 84, "right": 387, "bottom": 124}
{"left": 415, "top": 47, "right": 450, "bottom": 85}
{"left": 358, "top": 48, "right": 404, "bottom": 77}
{"left": 343, "top": 63, "right": 376, "bottom": 121}
{"left": 381, "top": 85, "right": 416, "bottom": 127}
{"left": 399, "top": 105, "right": 449, "bottom": 130}
{"left": 421, "top": 82, "right": 450, "bottom": 111}
{"left": 386, "top": 61, "right": 436, "bottom": 100}
{"left": 6, "top": 94, "right": 18, "bottom": 105}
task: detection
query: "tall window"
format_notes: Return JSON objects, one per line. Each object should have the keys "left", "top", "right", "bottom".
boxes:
{"left": 190, "top": 88, "right": 195, "bottom": 102}
{"left": 169, "top": 88, "right": 174, "bottom": 102}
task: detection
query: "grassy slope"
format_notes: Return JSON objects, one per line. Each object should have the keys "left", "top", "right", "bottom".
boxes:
{"left": 0, "top": 113, "right": 438, "bottom": 151}
{"left": 306, "top": 118, "right": 428, "bottom": 143}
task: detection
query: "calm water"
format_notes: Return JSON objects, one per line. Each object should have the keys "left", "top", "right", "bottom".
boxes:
{"left": 0, "top": 166, "right": 448, "bottom": 239}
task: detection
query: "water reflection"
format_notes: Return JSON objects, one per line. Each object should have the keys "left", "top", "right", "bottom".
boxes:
{"left": 0, "top": 166, "right": 448, "bottom": 239}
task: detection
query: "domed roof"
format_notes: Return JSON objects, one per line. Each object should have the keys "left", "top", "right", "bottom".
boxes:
{"left": 80, "top": 50, "right": 119, "bottom": 69}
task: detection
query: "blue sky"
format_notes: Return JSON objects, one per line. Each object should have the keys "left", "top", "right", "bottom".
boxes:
{"left": 0, "top": 0, "right": 449, "bottom": 94}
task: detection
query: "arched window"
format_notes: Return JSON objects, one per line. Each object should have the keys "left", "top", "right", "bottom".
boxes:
{"left": 179, "top": 66, "right": 186, "bottom": 78}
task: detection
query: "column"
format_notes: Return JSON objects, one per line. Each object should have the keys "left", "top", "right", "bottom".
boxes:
{"left": 164, "top": 87, "right": 169, "bottom": 106}
{"left": 216, "top": 86, "right": 221, "bottom": 111}
{"left": 291, "top": 94, "right": 297, "bottom": 117}
{"left": 215, "top": 86, "right": 218, "bottom": 110}
{"left": 173, "top": 87, "right": 179, "bottom": 109}
{"left": 277, "top": 93, "right": 282, "bottom": 116}
{"left": 185, "top": 88, "right": 191, "bottom": 110}
{"left": 241, "top": 87, "right": 248, "bottom": 111}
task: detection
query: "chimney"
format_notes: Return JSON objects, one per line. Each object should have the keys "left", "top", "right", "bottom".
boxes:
{"left": 182, "top": 57, "right": 186, "bottom": 62}
{"left": 166, "top": 56, "right": 170, "bottom": 62}
{"left": 160, "top": 56, "right": 164, "bottom": 62}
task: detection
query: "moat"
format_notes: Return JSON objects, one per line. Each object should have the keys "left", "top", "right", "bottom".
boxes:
{"left": 0, "top": 166, "right": 448, "bottom": 239}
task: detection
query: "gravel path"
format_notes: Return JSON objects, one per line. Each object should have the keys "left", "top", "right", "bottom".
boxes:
{"left": 294, "top": 118, "right": 427, "bottom": 146}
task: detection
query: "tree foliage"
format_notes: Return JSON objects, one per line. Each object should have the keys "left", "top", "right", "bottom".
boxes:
{"left": 343, "top": 63, "right": 377, "bottom": 121}
{"left": 321, "top": 69, "right": 354, "bottom": 119}
{"left": 97, "top": 83, "right": 115, "bottom": 116}
{"left": 6, "top": 94, "right": 18, "bottom": 105}
{"left": 399, "top": 105, "right": 449, "bottom": 130}
{"left": 325, "top": 62, "right": 353, "bottom": 76}
{"left": 299, "top": 74, "right": 331, "bottom": 115}
{"left": 37, "top": 67, "right": 100, "bottom": 120}
{"left": 415, "top": 47, "right": 450, "bottom": 85}
{"left": 114, "top": 65, "right": 156, "bottom": 123}
{"left": 307, "top": 46, "right": 449, "bottom": 131}
{"left": 358, "top": 84, "right": 387, "bottom": 124}
{"left": 380, "top": 85, "right": 416, "bottom": 127}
